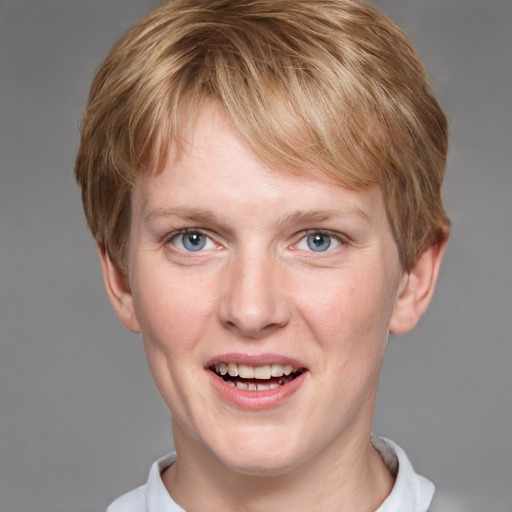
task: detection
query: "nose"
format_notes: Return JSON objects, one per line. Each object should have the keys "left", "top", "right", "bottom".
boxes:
{"left": 218, "top": 250, "right": 290, "bottom": 338}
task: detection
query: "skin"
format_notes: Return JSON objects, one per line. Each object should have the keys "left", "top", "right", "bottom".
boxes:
{"left": 100, "top": 104, "right": 447, "bottom": 511}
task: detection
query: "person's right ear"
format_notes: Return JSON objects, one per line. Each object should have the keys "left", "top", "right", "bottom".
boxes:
{"left": 97, "top": 245, "right": 140, "bottom": 333}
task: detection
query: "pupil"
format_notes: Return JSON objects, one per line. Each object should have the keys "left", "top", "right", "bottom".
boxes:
{"left": 307, "top": 233, "right": 331, "bottom": 252}
{"left": 183, "top": 233, "right": 206, "bottom": 251}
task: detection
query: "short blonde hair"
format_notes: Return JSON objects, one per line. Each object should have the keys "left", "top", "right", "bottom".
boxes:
{"left": 75, "top": 0, "right": 449, "bottom": 272}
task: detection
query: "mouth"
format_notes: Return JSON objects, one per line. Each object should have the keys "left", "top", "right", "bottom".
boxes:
{"left": 208, "top": 362, "right": 306, "bottom": 391}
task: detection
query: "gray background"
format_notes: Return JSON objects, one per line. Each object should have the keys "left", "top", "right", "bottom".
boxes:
{"left": 0, "top": 1, "right": 510, "bottom": 511}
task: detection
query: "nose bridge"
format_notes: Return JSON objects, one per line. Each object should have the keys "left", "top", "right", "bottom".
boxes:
{"left": 219, "top": 243, "right": 289, "bottom": 337}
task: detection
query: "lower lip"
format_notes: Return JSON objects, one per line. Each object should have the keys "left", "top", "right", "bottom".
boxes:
{"left": 207, "top": 371, "right": 307, "bottom": 410}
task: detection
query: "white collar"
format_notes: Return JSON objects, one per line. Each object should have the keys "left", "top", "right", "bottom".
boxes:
{"left": 373, "top": 436, "right": 435, "bottom": 512}
{"left": 109, "top": 436, "right": 434, "bottom": 511}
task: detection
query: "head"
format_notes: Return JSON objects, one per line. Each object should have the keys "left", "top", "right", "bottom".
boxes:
{"left": 75, "top": 0, "right": 449, "bottom": 276}
{"left": 75, "top": 0, "right": 449, "bottom": 482}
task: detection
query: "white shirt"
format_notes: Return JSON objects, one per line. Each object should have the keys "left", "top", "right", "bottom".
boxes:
{"left": 107, "top": 437, "right": 435, "bottom": 512}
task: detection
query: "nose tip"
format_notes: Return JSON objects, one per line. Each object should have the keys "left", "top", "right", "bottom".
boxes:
{"left": 221, "top": 302, "right": 290, "bottom": 338}
{"left": 218, "top": 258, "right": 290, "bottom": 338}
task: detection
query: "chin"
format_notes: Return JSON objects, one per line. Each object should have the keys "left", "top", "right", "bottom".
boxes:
{"left": 220, "top": 453, "right": 302, "bottom": 477}
{"left": 209, "top": 427, "right": 308, "bottom": 477}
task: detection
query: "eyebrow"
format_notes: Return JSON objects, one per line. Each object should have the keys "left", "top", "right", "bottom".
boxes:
{"left": 144, "top": 206, "right": 369, "bottom": 226}
{"left": 277, "top": 208, "right": 370, "bottom": 226}
{"left": 144, "top": 207, "right": 220, "bottom": 224}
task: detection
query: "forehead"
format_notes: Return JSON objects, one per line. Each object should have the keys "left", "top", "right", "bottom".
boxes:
{"left": 133, "top": 104, "right": 391, "bottom": 235}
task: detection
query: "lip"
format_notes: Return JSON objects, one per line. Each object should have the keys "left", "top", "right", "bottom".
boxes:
{"left": 206, "top": 353, "right": 308, "bottom": 410}
{"left": 205, "top": 353, "right": 306, "bottom": 369}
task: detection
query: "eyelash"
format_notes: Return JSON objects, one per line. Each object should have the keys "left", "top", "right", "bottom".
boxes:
{"left": 164, "top": 229, "right": 218, "bottom": 252}
{"left": 294, "top": 230, "right": 348, "bottom": 253}
{"left": 163, "top": 229, "right": 348, "bottom": 254}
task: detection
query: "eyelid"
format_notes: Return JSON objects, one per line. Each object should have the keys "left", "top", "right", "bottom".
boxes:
{"left": 165, "top": 228, "right": 219, "bottom": 251}
{"left": 293, "top": 229, "right": 348, "bottom": 251}
{"left": 163, "top": 228, "right": 348, "bottom": 250}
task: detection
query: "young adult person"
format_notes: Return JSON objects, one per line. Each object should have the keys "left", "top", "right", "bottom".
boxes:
{"left": 75, "top": 1, "right": 450, "bottom": 510}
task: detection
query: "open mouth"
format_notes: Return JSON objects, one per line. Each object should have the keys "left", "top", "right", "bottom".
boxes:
{"left": 209, "top": 362, "right": 305, "bottom": 391}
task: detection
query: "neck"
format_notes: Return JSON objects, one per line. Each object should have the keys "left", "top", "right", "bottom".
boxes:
{"left": 163, "top": 420, "right": 394, "bottom": 512}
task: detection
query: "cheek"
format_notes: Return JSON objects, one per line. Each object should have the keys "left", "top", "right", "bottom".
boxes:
{"left": 295, "top": 270, "right": 395, "bottom": 358}
{"left": 131, "top": 271, "right": 217, "bottom": 413}
{"left": 132, "top": 269, "right": 216, "bottom": 358}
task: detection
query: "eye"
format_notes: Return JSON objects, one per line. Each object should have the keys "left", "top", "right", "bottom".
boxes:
{"left": 171, "top": 231, "right": 216, "bottom": 252}
{"left": 295, "top": 231, "right": 342, "bottom": 252}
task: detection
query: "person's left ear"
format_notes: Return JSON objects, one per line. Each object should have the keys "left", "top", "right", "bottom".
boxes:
{"left": 389, "top": 239, "right": 448, "bottom": 334}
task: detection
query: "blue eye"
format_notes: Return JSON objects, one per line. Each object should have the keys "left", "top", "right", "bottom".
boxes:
{"left": 307, "top": 233, "right": 331, "bottom": 252}
{"left": 172, "top": 232, "right": 215, "bottom": 252}
{"left": 182, "top": 233, "right": 206, "bottom": 251}
{"left": 295, "top": 231, "right": 342, "bottom": 253}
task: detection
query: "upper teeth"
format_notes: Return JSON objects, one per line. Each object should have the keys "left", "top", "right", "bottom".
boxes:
{"left": 215, "top": 363, "right": 294, "bottom": 379}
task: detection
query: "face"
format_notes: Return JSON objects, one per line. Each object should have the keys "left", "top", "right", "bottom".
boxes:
{"left": 118, "top": 104, "right": 406, "bottom": 476}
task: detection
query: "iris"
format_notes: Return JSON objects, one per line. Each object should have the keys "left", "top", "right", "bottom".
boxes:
{"left": 307, "top": 233, "right": 331, "bottom": 252}
{"left": 181, "top": 233, "right": 207, "bottom": 251}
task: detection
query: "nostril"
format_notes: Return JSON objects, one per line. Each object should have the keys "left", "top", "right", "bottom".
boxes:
{"left": 219, "top": 300, "right": 291, "bottom": 338}
{"left": 221, "top": 318, "right": 288, "bottom": 338}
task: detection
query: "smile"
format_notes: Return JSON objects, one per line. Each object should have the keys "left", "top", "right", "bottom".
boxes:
{"left": 209, "top": 362, "right": 306, "bottom": 391}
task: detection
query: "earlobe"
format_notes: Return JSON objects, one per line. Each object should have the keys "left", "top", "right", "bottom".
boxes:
{"left": 389, "top": 239, "right": 448, "bottom": 334}
{"left": 97, "top": 246, "right": 141, "bottom": 333}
